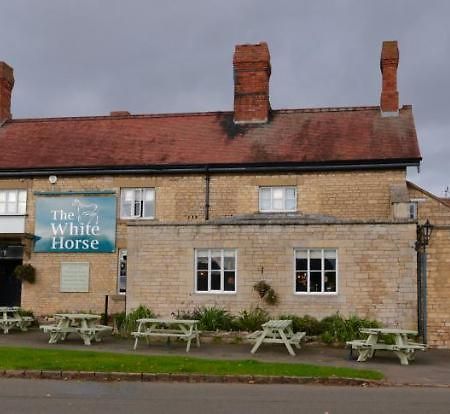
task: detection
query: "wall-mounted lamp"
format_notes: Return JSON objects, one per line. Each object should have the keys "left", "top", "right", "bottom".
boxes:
{"left": 416, "top": 219, "right": 433, "bottom": 251}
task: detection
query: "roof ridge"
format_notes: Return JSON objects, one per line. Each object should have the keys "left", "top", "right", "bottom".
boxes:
{"left": 5, "top": 105, "right": 412, "bottom": 124}
{"left": 6, "top": 110, "right": 232, "bottom": 124}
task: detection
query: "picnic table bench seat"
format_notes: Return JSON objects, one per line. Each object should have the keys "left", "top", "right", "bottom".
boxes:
{"left": 79, "top": 324, "right": 113, "bottom": 334}
{"left": 347, "top": 340, "right": 427, "bottom": 352}
{"left": 346, "top": 328, "right": 427, "bottom": 365}
{"left": 247, "top": 320, "right": 306, "bottom": 356}
{"left": 247, "top": 330, "right": 306, "bottom": 343}
{"left": 40, "top": 315, "right": 112, "bottom": 346}
{"left": 246, "top": 331, "right": 263, "bottom": 340}
{"left": 0, "top": 308, "right": 35, "bottom": 334}
{"left": 132, "top": 329, "right": 197, "bottom": 339}
{"left": 132, "top": 319, "right": 201, "bottom": 352}
{"left": 0, "top": 318, "right": 23, "bottom": 334}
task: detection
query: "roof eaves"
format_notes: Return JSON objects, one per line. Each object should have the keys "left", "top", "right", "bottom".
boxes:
{"left": 0, "top": 158, "right": 422, "bottom": 178}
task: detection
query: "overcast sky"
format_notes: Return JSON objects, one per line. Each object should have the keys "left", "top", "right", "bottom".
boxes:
{"left": 0, "top": 0, "right": 448, "bottom": 196}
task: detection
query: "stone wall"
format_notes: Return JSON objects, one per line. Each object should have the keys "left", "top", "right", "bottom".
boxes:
{"left": 408, "top": 183, "right": 450, "bottom": 348}
{"left": 0, "top": 168, "right": 408, "bottom": 316}
{"left": 127, "top": 222, "right": 417, "bottom": 328}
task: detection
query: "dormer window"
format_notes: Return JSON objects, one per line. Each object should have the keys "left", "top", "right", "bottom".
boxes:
{"left": 0, "top": 189, "right": 27, "bottom": 215}
{"left": 259, "top": 186, "right": 297, "bottom": 212}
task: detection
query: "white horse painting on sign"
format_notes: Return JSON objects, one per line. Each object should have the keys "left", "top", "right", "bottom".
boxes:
{"left": 72, "top": 199, "right": 99, "bottom": 225}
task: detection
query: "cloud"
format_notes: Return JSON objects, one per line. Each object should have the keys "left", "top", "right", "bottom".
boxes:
{"left": 0, "top": 0, "right": 448, "bottom": 194}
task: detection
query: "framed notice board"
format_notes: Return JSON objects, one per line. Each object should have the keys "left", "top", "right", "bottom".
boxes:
{"left": 60, "top": 262, "right": 90, "bottom": 292}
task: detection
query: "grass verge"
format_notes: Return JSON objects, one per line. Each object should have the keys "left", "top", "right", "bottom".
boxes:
{"left": 0, "top": 346, "right": 383, "bottom": 380}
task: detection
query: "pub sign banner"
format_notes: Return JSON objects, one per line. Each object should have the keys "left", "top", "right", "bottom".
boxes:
{"left": 34, "top": 195, "right": 116, "bottom": 253}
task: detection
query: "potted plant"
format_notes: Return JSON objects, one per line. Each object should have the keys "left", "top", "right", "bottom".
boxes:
{"left": 14, "top": 264, "right": 36, "bottom": 284}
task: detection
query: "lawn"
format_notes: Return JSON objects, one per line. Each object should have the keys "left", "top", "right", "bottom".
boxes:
{"left": 0, "top": 346, "right": 383, "bottom": 380}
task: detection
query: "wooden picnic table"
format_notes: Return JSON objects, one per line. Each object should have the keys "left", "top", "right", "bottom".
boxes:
{"left": 247, "top": 319, "right": 306, "bottom": 356}
{"left": 40, "top": 313, "right": 112, "bottom": 345}
{"left": 0, "top": 306, "right": 34, "bottom": 334}
{"left": 346, "top": 327, "right": 427, "bottom": 365}
{"left": 132, "top": 318, "right": 200, "bottom": 352}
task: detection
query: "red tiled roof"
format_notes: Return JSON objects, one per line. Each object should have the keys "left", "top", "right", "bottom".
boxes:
{"left": 0, "top": 105, "right": 421, "bottom": 171}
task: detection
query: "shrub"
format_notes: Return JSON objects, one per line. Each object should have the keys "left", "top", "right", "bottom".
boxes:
{"left": 112, "top": 312, "right": 126, "bottom": 334}
{"left": 235, "top": 307, "right": 270, "bottom": 332}
{"left": 279, "top": 314, "right": 322, "bottom": 336}
{"left": 191, "top": 306, "right": 234, "bottom": 331}
{"left": 18, "top": 308, "right": 34, "bottom": 318}
{"left": 172, "top": 309, "right": 196, "bottom": 320}
{"left": 114, "top": 305, "right": 155, "bottom": 337}
{"left": 319, "top": 313, "right": 381, "bottom": 344}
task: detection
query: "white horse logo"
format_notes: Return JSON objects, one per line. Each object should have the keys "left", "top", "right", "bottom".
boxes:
{"left": 72, "top": 199, "right": 99, "bottom": 225}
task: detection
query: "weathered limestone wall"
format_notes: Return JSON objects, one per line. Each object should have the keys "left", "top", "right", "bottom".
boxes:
{"left": 127, "top": 222, "right": 417, "bottom": 328}
{"left": 209, "top": 170, "right": 406, "bottom": 220}
{"left": 409, "top": 183, "right": 450, "bottom": 348}
{"left": 1, "top": 169, "right": 406, "bottom": 315}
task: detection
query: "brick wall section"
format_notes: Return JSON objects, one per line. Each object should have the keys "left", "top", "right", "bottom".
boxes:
{"left": 0, "top": 61, "right": 14, "bottom": 122}
{"left": 233, "top": 42, "right": 271, "bottom": 123}
{"left": 380, "top": 41, "right": 399, "bottom": 113}
{"left": 409, "top": 184, "right": 450, "bottom": 348}
{"left": 127, "top": 222, "right": 417, "bottom": 328}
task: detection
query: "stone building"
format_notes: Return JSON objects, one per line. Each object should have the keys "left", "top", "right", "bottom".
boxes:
{"left": 0, "top": 41, "right": 448, "bottom": 346}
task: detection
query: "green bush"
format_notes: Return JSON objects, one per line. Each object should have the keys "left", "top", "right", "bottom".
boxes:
{"left": 235, "top": 307, "right": 270, "bottom": 332}
{"left": 190, "top": 306, "right": 234, "bottom": 331}
{"left": 114, "top": 305, "right": 155, "bottom": 337}
{"left": 17, "top": 308, "right": 34, "bottom": 318}
{"left": 112, "top": 312, "right": 126, "bottom": 334}
{"left": 319, "top": 313, "right": 380, "bottom": 344}
{"left": 279, "top": 314, "right": 322, "bottom": 335}
{"left": 172, "top": 309, "right": 196, "bottom": 320}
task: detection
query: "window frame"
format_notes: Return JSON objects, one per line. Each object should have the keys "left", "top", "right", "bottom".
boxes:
{"left": 194, "top": 248, "right": 237, "bottom": 294}
{"left": 259, "top": 186, "right": 297, "bottom": 213}
{"left": 293, "top": 248, "right": 338, "bottom": 295}
{"left": 0, "top": 189, "right": 27, "bottom": 216}
{"left": 117, "top": 249, "right": 127, "bottom": 294}
{"left": 408, "top": 201, "right": 418, "bottom": 220}
{"left": 120, "top": 188, "right": 155, "bottom": 219}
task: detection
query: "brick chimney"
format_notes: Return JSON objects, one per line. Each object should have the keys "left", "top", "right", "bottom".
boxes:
{"left": 380, "top": 41, "right": 399, "bottom": 115}
{"left": 233, "top": 42, "right": 271, "bottom": 124}
{"left": 0, "top": 61, "right": 14, "bottom": 123}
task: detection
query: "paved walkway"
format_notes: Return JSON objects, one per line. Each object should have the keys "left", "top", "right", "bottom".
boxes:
{"left": 1, "top": 329, "right": 449, "bottom": 386}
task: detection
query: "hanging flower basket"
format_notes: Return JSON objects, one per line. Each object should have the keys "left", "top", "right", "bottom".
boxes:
{"left": 14, "top": 264, "right": 36, "bottom": 284}
{"left": 253, "top": 280, "right": 279, "bottom": 306}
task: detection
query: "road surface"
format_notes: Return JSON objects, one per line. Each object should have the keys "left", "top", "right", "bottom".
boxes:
{"left": 0, "top": 378, "right": 449, "bottom": 413}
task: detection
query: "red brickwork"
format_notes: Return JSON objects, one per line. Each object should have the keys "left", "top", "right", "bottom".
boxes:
{"left": 0, "top": 62, "right": 14, "bottom": 122}
{"left": 233, "top": 42, "right": 271, "bottom": 123}
{"left": 380, "top": 41, "right": 399, "bottom": 113}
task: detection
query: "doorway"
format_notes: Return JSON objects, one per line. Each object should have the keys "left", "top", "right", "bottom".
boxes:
{"left": 0, "top": 259, "right": 22, "bottom": 306}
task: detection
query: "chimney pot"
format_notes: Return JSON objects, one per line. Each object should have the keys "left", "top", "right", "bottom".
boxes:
{"left": 380, "top": 41, "right": 399, "bottom": 115}
{"left": 110, "top": 111, "right": 131, "bottom": 117}
{"left": 233, "top": 42, "right": 271, "bottom": 124}
{"left": 0, "top": 61, "right": 14, "bottom": 123}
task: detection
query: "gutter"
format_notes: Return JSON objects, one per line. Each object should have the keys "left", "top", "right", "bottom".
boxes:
{"left": 0, "top": 159, "right": 420, "bottom": 178}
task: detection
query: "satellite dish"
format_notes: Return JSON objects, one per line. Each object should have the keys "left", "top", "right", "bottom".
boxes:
{"left": 49, "top": 175, "right": 58, "bottom": 184}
